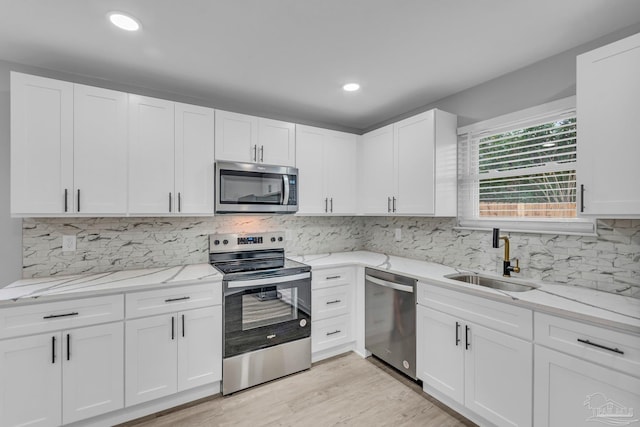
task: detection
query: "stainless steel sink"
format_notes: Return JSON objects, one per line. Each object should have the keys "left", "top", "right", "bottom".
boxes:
{"left": 444, "top": 273, "right": 538, "bottom": 292}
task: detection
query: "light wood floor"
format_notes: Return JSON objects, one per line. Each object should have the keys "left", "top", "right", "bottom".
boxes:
{"left": 121, "top": 353, "right": 476, "bottom": 427}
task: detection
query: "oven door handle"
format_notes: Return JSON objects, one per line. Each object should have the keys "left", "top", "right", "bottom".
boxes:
{"left": 282, "top": 175, "right": 290, "bottom": 206}
{"left": 227, "top": 272, "right": 310, "bottom": 288}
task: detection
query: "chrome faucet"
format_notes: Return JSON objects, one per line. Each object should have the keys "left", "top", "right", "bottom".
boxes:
{"left": 492, "top": 228, "right": 520, "bottom": 277}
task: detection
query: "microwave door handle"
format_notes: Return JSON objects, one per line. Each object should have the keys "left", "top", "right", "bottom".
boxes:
{"left": 282, "top": 175, "right": 290, "bottom": 205}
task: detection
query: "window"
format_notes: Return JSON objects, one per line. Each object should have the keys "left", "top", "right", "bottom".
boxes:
{"left": 457, "top": 97, "right": 595, "bottom": 234}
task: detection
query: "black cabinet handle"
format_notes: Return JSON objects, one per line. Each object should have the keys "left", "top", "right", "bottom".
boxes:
{"left": 253, "top": 145, "right": 257, "bottom": 162}
{"left": 330, "top": 198, "right": 333, "bottom": 213}
{"left": 169, "top": 192, "right": 172, "bottom": 213}
{"left": 326, "top": 299, "right": 341, "bottom": 305}
{"left": 580, "top": 184, "right": 585, "bottom": 212}
{"left": 77, "top": 189, "right": 81, "bottom": 212}
{"left": 465, "top": 325, "right": 470, "bottom": 350}
{"left": 325, "top": 276, "right": 341, "bottom": 280}
{"left": 64, "top": 189, "right": 68, "bottom": 212}
{"left": 577, "top": 338, "right": 624, "bottom": 355}
{"left": 165, "top": 296, "right": 190, "bottom": 303}
{"left": 171, "top": 316, "right": 175, "bottom": 340}
{"left": 178, "top": 192, "right": 182, "bottom": 213}
{"left": 325, "top": 198, "right": 328, "bottom": 213}
{"left": 182, "top": 314, "right": 185, "bottom": 338}
{"left": 455, "top": 322, "right": 460, "bottom": 346}
{"left": 52, "top": 336, "right": 56, "bottom": 364}
{"left": 388, "top": 197, "right": 391, "bottom": 213}
{"left": 43, "top": 312, "right": 79, "bottom": 320}
{"left": 260, "top": 145, "right": 264, "bottom": 162}
{"left": 326, "top": 330, "right": 341, "bottom": 336}
{"left": 66, "top": 333, "right": 70, "bottom": 361}
{"left": 392, "top": 197, "right": 397, "bottom": 212}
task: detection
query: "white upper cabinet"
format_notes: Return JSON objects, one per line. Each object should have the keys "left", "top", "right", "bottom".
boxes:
{"left": 577, "top": 32, "right": 640, "bottom": 217}
{"left": 214, "top": 110, "right": 258, "bottom": 163}
{"left": 358, "top": 124, "right": 394, "bottom": 215}
{"left": 175, "top": 103, "right": 215, "bottom": 214}
{"left": 215, "top": 110, "right": 296, "bottom": 166}
{"left": 128, "top": 95, "right": 176, "bottom": 214}
{"left": 11, "top": 72, "right": 73, "bottom": 215}
{"left": 296, "top": 125, "right": 357, "bottom": 215}
{"left": 358, "top": 109, "right": 457, "bottom": 216}
{"left": 73, "top": 84, "right": 128, "bottom": 214}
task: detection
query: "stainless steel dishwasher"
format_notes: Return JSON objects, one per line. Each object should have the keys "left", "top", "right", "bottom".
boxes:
{"left": 365, "top": 267, "right": 417, "bottom": 379}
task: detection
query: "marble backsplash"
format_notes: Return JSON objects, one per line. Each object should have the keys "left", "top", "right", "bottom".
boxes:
{"left": 21, "top": 216, "right": 639, "bottom": 298}
{"left": 362, "top": 217, "right": 640, "bottom": 298}
{"left": 22, "top": 215, "right": 363, "bottom": 278}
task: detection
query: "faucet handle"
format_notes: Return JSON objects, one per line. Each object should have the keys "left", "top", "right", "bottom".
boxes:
{"left": 513, "top": 258, "right": 521, "bottom": 274}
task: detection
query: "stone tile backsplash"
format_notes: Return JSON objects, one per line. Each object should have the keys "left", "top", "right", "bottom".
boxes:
{"left": 21, "top": 216, "right": 639, "bottom": 298}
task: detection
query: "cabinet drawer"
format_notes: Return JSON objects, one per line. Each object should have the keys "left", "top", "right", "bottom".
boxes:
{"left": 0, "top": 295, "right": 124, "bottom": 339}
{"left": 312, "top": 267, "right": 354, "bottom": 290}
{"left": 313, "top": 285, "right": 351, "bottom": 321}
{"left": 312, "top": 314, "right": 353, "bottom": 353}
{"left": 126, "top": 282, "right": 221, "bottom": 319}
{"left": 418, "top": 282, "right": 533, "bottom": 340}
{"left": 535, "top": 312, "right": 640, "bottom": 376}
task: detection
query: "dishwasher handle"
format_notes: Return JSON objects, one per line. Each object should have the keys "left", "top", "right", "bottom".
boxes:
{"left": 365, "top": 275, "right": 414, "bottom": 293}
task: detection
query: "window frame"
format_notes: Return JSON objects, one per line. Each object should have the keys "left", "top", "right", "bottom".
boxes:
{"left": 456, "top": 96, "right": 596, "bottom": 236}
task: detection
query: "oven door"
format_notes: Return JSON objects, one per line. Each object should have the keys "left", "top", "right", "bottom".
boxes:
{"left": 215, "top": 161, "right": 298, "bottom": 213}
{"left": 223, "top": 271, "right": 311, "bottom": 358}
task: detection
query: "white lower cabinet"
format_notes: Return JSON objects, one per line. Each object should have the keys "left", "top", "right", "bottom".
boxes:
{"left": 311, "top": 267, "right": 356, "bottom": 361}
{"left": 417, "top": 283, "right": 533, "bottom": 427}
{"left": 0, "top": 323, "right": 124, "bottom": 427}
{"left": 125, "top": 306, "right": 222, "bottom": 406}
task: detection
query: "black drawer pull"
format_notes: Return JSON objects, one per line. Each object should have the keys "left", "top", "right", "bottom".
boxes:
{"left": 326, "top": 300, "right": 341, "bottom": 305}
{"left": 577, "top": 338, "right": 624, "bottom": 355}
{"left": 326, "top": 330, "right": 341, "bottom": 336}
{"left": 165, "top": 296, "right": 190, "bottom": 303}
{"left": 43, "top": 312, "right": 79, "bottom": 319}
{"left": 325, "top": 276, "right": 341, "bottom": 280}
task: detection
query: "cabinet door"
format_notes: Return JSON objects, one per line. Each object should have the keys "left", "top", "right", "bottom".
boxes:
{"left": 325, "top": 132, "right": 357, "bottom": 214}
{"left": 177, "top": 306, "right": 222, "bottom": 391}
{"left": 10, "top": 72, "right": 73, "bottom": 215}
{"left": 129, "top": 95, "right": 175, "bottom": 214}
{"left": 577, "top": 32, "right": 640, "bottom": 216}
{"left": 125, "top": 314, "right": 177, "bottom": 406}
{"left": 214, "top": 110, "right": 258, "bottom": 163}
{"left": 258, "top": 118, "right": 296, "bottom": 166}
{"left": 394, "top": 110, "right": 435, "bottom": 215}
{"left": 465, "top": 323, "right": 532, "bottom": 427}
{"left": 358, "top": 125, "right": 394, "bottom": 214}
{"left": 175, "top": 103, "right": 215, "bottom": 214}
{"left": 416, "top": 306, "right": 464, "bottom": 404}
{"left": 62, "top": 323, "right": 124, "bottom": 424}
{"left": 534, "top": 345, "right": 640, "bottom": 427}
{"left": 73, "top": 84, "right": 128, "bottom": 214}
{"left": 295, "top": 125, "right": 326, "bottom": 214}
{"left": 0, "top": 333, "right": 62, "bottom": 427}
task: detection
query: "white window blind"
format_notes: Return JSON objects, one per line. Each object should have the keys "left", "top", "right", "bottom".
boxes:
{"left": 457, "top": 97, "right": 595, "bottom": 235}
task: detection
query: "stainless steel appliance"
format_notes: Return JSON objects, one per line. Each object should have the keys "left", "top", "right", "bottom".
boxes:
{"left": 209, "top": 232, "right": 311, "bottom": 395}
{"left": 215, "top": 161, "right": 298, "bottom": 214}
{"left": 364, "top": 268, "right": 417, "bottom": 379}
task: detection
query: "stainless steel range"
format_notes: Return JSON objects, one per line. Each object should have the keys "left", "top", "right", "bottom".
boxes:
{"left": 209, "top": 232, "right": 311, "bottom": 395}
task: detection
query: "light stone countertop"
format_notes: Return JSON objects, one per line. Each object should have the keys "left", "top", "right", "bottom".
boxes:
{"left": 1, "top": 251, "right": 638, "bottom": 335}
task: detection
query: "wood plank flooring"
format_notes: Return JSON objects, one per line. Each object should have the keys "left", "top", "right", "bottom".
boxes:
{"left": 120, "top": 353, "right": 475, "bottom": 427}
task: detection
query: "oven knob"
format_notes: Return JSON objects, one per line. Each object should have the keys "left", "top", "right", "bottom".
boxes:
{"left": 223, "top": 239, "right": 229, "bottom": 245}
{"left": 270, "top": 237, "right": 276, "bottom": 242}
{"left": 213, "top": 239, "right": 220, "bottom": 245}
{"left": 299, "top": 319, "right": 307, "bottom": 327}
{"left": 278, "top": 237, "right": 283, "bottom": 242}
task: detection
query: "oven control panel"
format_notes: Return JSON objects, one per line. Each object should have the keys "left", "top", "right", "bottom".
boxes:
{"left": 209, "top": 232, "right": 286, "bottom": 252}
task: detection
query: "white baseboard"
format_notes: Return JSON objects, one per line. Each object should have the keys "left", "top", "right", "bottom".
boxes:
{"left": 312, "top": 342, "right": 355, "bottom": 363}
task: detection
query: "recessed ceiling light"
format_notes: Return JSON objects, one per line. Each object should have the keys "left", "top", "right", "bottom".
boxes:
{"left": 108, "top": 12, "right": 141, "bottom": 32}
{"left": 343, "top": 83, "right": 360, "bottom": 92}
{"left": 542, "top": 142, "right": 556, "bottom": 148}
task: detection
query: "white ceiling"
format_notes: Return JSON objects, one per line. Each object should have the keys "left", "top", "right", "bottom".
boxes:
{"left": 1, "top": 0, "right": 639, "bottom": 133}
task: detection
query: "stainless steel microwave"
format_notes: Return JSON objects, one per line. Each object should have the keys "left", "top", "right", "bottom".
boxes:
{"left": 215, "top": 161, "right": 298, "bottom": 214}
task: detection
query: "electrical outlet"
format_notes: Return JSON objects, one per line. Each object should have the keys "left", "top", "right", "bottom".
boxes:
{"left": 62, "top": 235, "right": 76, "bottom": 252}
{"left": 394, "top": 228, "right": 402, "bottom": 241}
